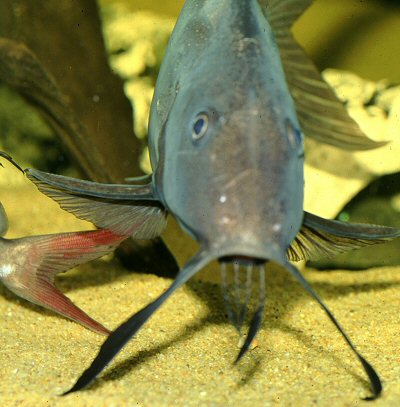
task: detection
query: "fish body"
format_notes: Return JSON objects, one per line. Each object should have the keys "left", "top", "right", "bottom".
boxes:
{"left": 0, "top": 0, "right": 399, "bottom": 399}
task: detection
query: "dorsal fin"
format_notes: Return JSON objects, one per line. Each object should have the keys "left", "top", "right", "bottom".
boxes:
{"left": 263, "top": 0, "right": 386, "bottom": 150}
{"left": 263, "top": 0, "right": 313, "bottom": 28}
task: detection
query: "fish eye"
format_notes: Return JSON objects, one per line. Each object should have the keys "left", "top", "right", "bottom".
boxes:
{"left": 192, "top": 113, "right": 209, "bottom": 141}
{"left": 286, "top": 119, "right": 303, "bottom": 154}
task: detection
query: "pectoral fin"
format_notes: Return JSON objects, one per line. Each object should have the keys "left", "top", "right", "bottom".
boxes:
{"left": 24, "top": 170, "right": 166, "bottom": 239}
{"left": 265, "top": 0, "right": 313, "bottom": 28}
{"left": 287, "top": 211, "right": 400, "bottom": 262}
{"left": 265, "top": 1, "right": 385, "bottom": 150}
{"left": 26, "top": 169, "right": 155, "bottom": 200}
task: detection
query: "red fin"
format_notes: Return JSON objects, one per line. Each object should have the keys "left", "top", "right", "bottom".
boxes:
{"left": 1, "top": 229, "right": 127, "bottom": 334}
{"left": 33, "top": 278, "right": 110, "bottom": 335}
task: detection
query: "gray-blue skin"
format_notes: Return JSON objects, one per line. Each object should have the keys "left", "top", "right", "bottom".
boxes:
{"left": 152, "top": 0, "right": 304, "bottom": 263}
{"left": 1, "top": 0, "right": 399, "bottom": 399}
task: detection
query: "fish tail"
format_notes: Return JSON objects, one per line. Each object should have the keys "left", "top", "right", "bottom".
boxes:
{"left": 2, "top": 229, "right": 128, "bottom": 335}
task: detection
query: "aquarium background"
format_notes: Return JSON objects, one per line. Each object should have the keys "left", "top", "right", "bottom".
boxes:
{"left": 0, "top": 3, "right": 399, "bottom": 405}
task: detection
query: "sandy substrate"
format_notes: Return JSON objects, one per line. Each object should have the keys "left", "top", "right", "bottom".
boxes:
{"left": 1, "top": 165, "right": 399, "bottom": 406}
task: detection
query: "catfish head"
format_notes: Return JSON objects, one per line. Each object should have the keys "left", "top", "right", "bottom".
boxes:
{"left": 153, "top": 0, "right": 304, "bottom": 265}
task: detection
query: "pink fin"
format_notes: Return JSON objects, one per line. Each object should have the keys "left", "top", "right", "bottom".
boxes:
{"left": 1, "top": 229, "right": 128, "bottom": 334}
{"left": 32, "top": 278, "right": 110, "bottom": 335}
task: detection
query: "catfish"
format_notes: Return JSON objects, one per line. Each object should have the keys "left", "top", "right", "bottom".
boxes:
{"left": 1, "top": 0, "right": 399, "bottom": 399}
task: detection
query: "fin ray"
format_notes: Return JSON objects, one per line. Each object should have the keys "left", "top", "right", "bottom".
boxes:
{"left": 26, "top": 171, "right": 167, "bottom": 239}
{"left": 2, "top": 230, "right": 127, "bottom": 334}
{"left": 287, "top": 212, "right": 400, "bottom": 262}
{"left": 26, "top": 169, "right": 155, "bottom": 200}
{"left": 266, "top": 0, "right": 313, "bottom": 28}
{"left": 265, "top": 2, "right": 386, "bottom": 150}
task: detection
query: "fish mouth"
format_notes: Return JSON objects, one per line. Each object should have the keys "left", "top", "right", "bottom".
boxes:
{"left": 219, "top": 255, "right": 265, "bottom": 265}
{"left": 218, "top": 255, "right": 267, "bottom": 362}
